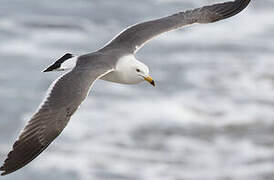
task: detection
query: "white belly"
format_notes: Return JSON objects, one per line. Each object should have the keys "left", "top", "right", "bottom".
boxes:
{"left": 100, "top": 71, "right": 139, "bottom": 84}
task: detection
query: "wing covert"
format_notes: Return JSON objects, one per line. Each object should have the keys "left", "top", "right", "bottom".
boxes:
{"left": 102, "top": 0, "right": 250, "bottom": 54}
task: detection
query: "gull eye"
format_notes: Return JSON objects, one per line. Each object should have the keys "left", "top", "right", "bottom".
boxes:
{"left": 136, "top": 69, "right": 141, "bottom": 72}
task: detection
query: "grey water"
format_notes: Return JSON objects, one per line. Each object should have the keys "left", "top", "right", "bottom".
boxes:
{"left": 0, "top": 0, "right": 274, "bottom": 180}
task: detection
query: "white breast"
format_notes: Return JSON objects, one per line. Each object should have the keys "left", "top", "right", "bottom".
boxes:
{"left": 100, "top": 54, "right": 145, "bottom": 84}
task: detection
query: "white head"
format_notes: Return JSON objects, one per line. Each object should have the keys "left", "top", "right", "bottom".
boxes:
{"left": 115, "top": 55, "right": 155, "bottom": 86}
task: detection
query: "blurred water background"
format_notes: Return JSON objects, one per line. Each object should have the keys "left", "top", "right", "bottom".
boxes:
{"left": 0, "top": 0, "right": 274, "bottom": 180}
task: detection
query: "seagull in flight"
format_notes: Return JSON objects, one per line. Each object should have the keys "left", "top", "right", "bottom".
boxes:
{"left": 0, "top": 0, "right": 250, "bottom": 175}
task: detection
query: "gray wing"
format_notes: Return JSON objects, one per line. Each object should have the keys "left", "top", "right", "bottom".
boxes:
{"left": 102, "top": 0, "right": 250, "bottom": 54}
{"left": 0, "top": 65, "right": 113, "bottom": 175}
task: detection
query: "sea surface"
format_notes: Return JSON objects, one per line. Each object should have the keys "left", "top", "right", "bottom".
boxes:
{"left": 0, "top": 1, "right": 274, "bottom": 180}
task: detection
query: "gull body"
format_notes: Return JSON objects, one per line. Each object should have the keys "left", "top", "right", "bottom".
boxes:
{"left": 44, "top": 52, "right": 152, "bottom": 85}
{"left": 1, "top": 0, "right": 251, "bottom": 175}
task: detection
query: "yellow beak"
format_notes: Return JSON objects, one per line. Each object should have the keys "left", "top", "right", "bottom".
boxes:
{"left": 144, "top": 75, "right": 155, "bottom": 87}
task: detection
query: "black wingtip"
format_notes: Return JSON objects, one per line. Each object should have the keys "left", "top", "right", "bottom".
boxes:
{"left": 0, "top": 166, "right": 16, "bottom": 176}
{"left": 199, "top": 0, "right": 250, "bottom": 24}
{"left": 0, "top": 166, "right": 7, "bottom": 176}
{"left": 59, "top": 53, "right": 74, "bottom": 60}
{"left": 0, "top": 156, "right": 11, "bottom": 176}
{"left": 42, "top": 67, "right": 53, "bottom": 73}
{"left": 0, "top": 165, "right": 14, "bottom": 176}
{"left": 42, "top": 53, "right": 75, "bottom": 73}
{"left": 42, "top": 64, "right": 59, "bottom": 72}
{"left": 217, "top": 0, "right": 251, "bottom": 20}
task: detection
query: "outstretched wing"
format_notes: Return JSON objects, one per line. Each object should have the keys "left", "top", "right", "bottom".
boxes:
{"left": 102, "top": 0, "right": 250, "bottom": 54}
{"left": 0, "top": 64, "right": 113, "bottom": 175}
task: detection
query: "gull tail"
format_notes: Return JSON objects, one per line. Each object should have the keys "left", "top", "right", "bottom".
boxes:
{"left": 43, "top": 53, "right": 77, "bottom": 72}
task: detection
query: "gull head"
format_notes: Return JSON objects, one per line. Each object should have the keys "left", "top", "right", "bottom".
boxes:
{"left": 130, "top": 59, "right": 155, "bottom": 86}
{"left": 112, "top": 55, "right": 155, "bottom": 86}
